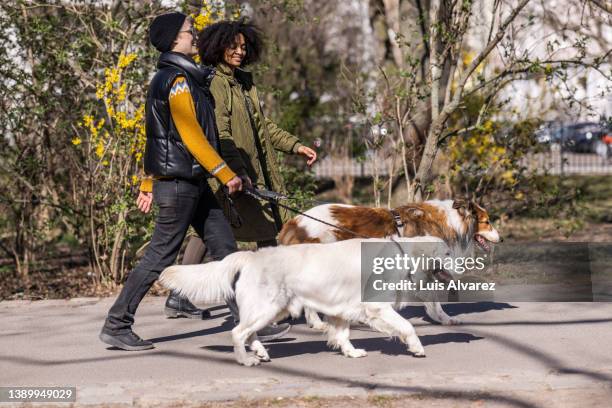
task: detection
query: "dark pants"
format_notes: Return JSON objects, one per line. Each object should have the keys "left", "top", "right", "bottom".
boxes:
{"left": 103, "top": 178, "right": 237, "bottom": 334}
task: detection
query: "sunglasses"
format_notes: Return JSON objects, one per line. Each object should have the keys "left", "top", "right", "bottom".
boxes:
{"left": 179, "top": 25, "right": 198, "bottom": 40}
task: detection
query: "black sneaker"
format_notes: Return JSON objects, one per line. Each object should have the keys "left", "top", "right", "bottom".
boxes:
{"left": 257, "top": 323, "right": 291, "bottom": 342}
{"left": 99, "top": 329, "right": 154, "bottom": 351}
{"left": 164, "top": 291, "right": 211, "bottom": 319}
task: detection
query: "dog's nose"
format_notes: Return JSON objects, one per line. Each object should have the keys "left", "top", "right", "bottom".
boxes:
{"left": 499, "top": 237, "right": 504, "bottom": 243}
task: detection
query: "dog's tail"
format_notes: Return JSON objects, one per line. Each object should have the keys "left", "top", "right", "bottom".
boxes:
{"left": 159, "top": 251, "right": 252, "bottom": 304}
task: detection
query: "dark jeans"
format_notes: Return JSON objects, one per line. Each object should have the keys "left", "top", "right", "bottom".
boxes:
{"left": 103, "top": 178, "right": 237, "bottom": 334}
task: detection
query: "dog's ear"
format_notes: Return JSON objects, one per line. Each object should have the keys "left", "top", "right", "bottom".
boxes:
{"left": 452, "top": 199, "right": 473, "bottom": 217}
{"left": 405, "top": 207, "right": 424, "bottom": 218}
{"left": 452, "top": 199, "right": 467, "bottom": 214}
{"left": 452, "top": 199, "right": 466, "bottom": 210}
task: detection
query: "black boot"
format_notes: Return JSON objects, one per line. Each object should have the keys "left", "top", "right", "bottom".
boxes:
{"left": 99, "top": 329, "right": 154, "bottom": 351}
{"left": 257, "top": 322, "right": 291, "bottom": 342}
{"left": 164, "top": 291, "right": 211, "bottom": 319}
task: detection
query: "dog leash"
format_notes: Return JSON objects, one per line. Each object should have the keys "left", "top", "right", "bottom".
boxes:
{"left": 243, "top": 187, "right": 371, "bottom": 239}
{"left": 244, "top": 187, "right": 414, "bottom": 278}
{"left": 244, "top": 187, "right": 413, "bottom": 245}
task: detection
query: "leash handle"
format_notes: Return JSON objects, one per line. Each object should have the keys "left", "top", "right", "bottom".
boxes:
{"left": 221, "top": 186, "right": 243, "bottom": 228}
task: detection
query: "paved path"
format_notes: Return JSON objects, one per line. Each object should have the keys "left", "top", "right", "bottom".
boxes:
{"left": 1, "top": 298, "right": 611, "bottom": 407}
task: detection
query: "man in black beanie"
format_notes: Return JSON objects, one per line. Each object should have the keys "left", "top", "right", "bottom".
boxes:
{"left": 99, "top": 12, "right": 241, "bottom": 350}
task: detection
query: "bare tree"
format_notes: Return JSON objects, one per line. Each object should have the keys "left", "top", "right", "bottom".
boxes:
{"left": 361, "top": 0, "right": 611, "bottom": 202}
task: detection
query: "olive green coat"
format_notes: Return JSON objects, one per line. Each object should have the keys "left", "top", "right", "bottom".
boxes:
{"left": 208, "top": 63, "right": 303, "bottom": 242}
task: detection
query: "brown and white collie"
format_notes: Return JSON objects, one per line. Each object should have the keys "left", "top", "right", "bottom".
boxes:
{"left": 279, "top": 199, "right": 501, "bottom": 327}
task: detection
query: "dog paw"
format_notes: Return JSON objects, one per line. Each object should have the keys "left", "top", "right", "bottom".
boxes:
{"left": 255, "top": 350, "right": 271, "bottom": 362}
{"left": 239, "top": 356, "right": 261, "bottom": 367}
{"left": 408, "top": 344, "right": 426, "bottom": 357}
{"left": 309, "top": 322, "right": 329, "bottom": 331}
{"left": 345, "top": 348, "right": 367, "bottom": 358}
{"left": 441, "top": 316, "right": 461, "bottom": 326}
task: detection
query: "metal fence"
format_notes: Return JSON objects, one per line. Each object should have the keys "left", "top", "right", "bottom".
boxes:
{"left": 313, "top": 157, "right": 390, "bottom": 178}
{"left": 524, "top": 146, "right": 612, "bottom": 175}
{"left": 313, "top": 147, "right": 612, "bottom": 178}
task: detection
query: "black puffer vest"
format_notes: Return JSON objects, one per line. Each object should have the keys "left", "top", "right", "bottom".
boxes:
{"left": 144, "top": 52, "right": 219, "bottom": 180}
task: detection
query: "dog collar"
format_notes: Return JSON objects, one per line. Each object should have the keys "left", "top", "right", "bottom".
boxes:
{"left": 389, "top": 209, "right": 404, "bottom": 237}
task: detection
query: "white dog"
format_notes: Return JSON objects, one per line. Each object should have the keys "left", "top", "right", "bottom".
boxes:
{"left": 160, "top": 237, "right": 452, "bottom": 366}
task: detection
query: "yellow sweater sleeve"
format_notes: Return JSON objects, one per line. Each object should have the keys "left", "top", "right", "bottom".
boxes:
{"left": 168, "top": 77, "right": 236, "bottom": 185}
{"left": 139, "top": 177, "right": 153, "bottom": 193}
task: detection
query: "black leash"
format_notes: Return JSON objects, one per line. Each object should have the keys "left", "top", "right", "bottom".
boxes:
{"left": 243, "top": 187, "right": 371, "bottom": 239}
{"left": 228, "top": 185, "right": 412, "bottom": 247}
{"left": 244, "top": 187, "right": 418, "bottom": 297}
{"left": 245, "top": 187, "right": 407, "bottom": 238}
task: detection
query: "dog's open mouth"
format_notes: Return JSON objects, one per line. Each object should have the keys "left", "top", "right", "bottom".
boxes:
{"left": 432, "top": 269, "right": 453, "bottom": 283}
{"left": 474, "top": 234, "right": 492, "bottom": 252}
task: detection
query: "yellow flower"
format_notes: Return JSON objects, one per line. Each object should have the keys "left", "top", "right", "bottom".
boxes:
{"left": 96, "top": 141, "right": 105, "bottom": 158}
{"left": 96, "top": 84, "right": 105, "bottom": 99}
{"left": 114, "top": 83, "right": 127, "bottom": 101}
{"left": 131, "top": 175, "right": 139, "bottom": 185}
{"left": 106, "top": 67, "right": 120, "bottom": 85}
{"left": 82, "top": 114, "right": 94, "bottom": 128}
{"left": 72, "top": 137, "right": 82, "bottom": 146}
{"left": 134, "top": 105, "right": 144, "bottom": 122}
{"left": 193, "top": 13, "right": 213, "bottom": 31}
{"left": 118, "top": 53, "right": 137, "bottom": 69}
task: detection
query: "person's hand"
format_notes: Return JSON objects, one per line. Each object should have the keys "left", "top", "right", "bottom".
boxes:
{"left": 136, "top": 191, "right": 153, "bottom": 214}
{"left": 226, "top": 176, "right": 243, "bottom": 195}
{"left": 297, "top": 145, "right": 317, "bottom": 166}
{"left": 240, "top": 175, "right": 253, "bottom": 191}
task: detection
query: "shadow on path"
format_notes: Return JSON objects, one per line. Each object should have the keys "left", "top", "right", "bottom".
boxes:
{"left": 203, "top": 332, "right": 483, "bottom": 358}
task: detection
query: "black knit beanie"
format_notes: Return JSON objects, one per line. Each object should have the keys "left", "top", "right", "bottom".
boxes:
{"left": 149, "top": 12, "right": 188, "bottom": 53}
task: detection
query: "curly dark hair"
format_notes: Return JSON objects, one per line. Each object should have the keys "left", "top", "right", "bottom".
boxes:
{"left": 197, "top": 19, "right": 263, "bottom": 67}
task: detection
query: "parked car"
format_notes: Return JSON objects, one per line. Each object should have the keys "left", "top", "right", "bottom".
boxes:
{"left": 564, "top": 123, "right": 607, "bottom": 152}
{"left": 537, "top": 122, "right": 608, "bottom": 153}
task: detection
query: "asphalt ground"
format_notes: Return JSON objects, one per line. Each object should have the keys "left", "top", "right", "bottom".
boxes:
{"left": 1, "top": 298, "right": 611, "bottom": 407}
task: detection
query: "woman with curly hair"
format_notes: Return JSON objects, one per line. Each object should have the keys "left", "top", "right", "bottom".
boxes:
{"left": 200, "top": 19, "right": 316, "bottom": 244}
{"left": 178, "top": 19, "right": 317, "bottom": 337}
